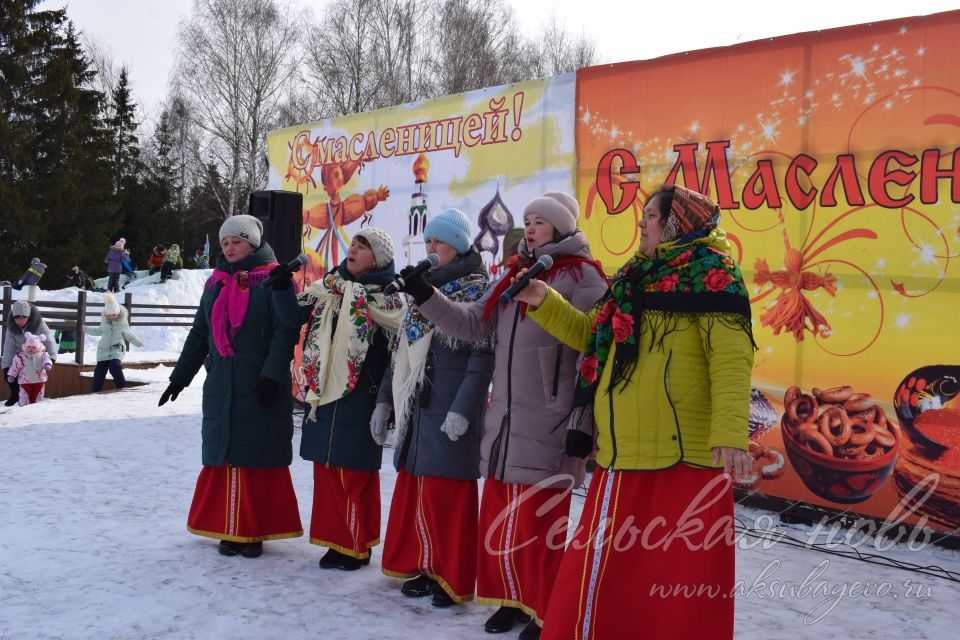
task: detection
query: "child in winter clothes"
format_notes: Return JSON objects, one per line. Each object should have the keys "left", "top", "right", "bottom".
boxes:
{"left": 146, "top": 245, "right": 165, "bottom": 275}
{"left": 160, "top": 244, "right": 182, "bottom": 282}
{"left": 6, "top": 331, "right": 53, "bottom": 405}
{"left": 12, "top": 258, "right": 46, "bottom": 291}
{"left": 192, "top": 249, "right": 209, "bottom": 269}
{"left": 85, "top": 293, "right": 143, "bottom": 392}
{"left": 104, "top": 238, "right": 126, "bottom": 292}
{"left": 121, "top": 250, "right": 136, "bottom": 286}
{"left": 54, "top": 328, "right": 77, "bottom": 354}
{"left": 66, "top": 266, "right": 96, "bottom": 290}
{"left": 3, "top": 300, "right": 58, "bottom": 406}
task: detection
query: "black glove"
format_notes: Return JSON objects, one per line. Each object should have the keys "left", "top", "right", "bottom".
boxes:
{"left": 158, "top": 382, "right": 184, "bottom": 406}
{"left": 265, "top": 264, "right": 293, "bottom": 290}
{"left": 565, "top": 430, "right": 594, "bottom": 458}
{"left": 255, "top": 377, "right": 280, "bottom": 407}
{"left": 397, "top": 265, "right": 435, "bottom": 305}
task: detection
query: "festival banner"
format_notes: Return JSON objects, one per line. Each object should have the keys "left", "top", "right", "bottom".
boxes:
{"left": 266, "top": 75, "right": 575, "bottom": 399}
{"left": 576, "top": 12, "right": 960, "bottom": 534}
{"left": 266, "top": 74, "right": 576, "bottom": 282}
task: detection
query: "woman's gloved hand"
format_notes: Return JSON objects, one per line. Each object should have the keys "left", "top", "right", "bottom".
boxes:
{"left": 564, "top": 430, "right": 595, "bottom": 458}
{"left": 158, "top": 382, "right": 184, "bottom": 406}
{"left": 255, "top": 377, "right": 280, "bottom": 407}
{"left": 370, "top": 403, "right": 392, "bottom": 445}
{"left": 265, "top": 264, "right": 293, "bottom": 290}
{"left": 396, "top": 266, "right": 435, "bottom": 305}
{"left": 440, "top": 412, "right": 470, "bottom": 442}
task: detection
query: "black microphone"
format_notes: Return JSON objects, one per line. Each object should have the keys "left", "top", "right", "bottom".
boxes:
{"left": 260, "top": 254, "right": 308, "bottom": 288}
{"left": 384, "top": 253, "right": 440, "bottom": 295}
{"left": 500, "top": 255, "right": 554, "bottom": 303}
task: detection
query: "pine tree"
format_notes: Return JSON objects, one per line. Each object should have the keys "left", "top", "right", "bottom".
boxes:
{"left": 109, "top": 66, "right": 140, "bottom": 194}
{"left": 133, "top": 108, "right": 183, "bottom": 255}
{"left": 0, "top": 0, "right": 120, "bottom": 283}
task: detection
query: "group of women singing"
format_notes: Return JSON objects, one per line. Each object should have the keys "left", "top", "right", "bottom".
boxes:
{"left": 160, "top": 184, "right": 755, "bottom": 640}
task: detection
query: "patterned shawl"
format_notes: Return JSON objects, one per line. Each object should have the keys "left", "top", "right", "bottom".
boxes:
{"left": 391, "top": 250, "right": 489, "bottom": 433}
{"left": 299, "top": 262, "right": 404, "bottom": 418}
{"left": 575, "top": 188, "right": 755, "bottom": 406}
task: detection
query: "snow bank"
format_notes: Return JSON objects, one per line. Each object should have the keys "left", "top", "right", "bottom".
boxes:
{"left": 7, "top": 269, "right": 211, "bottom": 362}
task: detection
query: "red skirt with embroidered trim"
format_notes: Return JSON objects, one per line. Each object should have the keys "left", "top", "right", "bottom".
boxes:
{"left": 310, "top": 464, "right": 381, "bottom": 559}
{"left": 382, "top": 470, "right": 479, "bottom": 602}
{"left": 186, "top": 465, "right": 303, "bottom": 543}
{"left": 476, "top": 478, "right": 572, "bottom": 625}
{"left": 541, "top": 464, "right": 735, "bottom": 640}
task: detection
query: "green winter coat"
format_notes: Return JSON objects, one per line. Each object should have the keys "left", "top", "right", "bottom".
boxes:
{"left": 85, "top": 306, "right": 143, "bottom": 361}
{"left": 170, "top": 243, "right": 300, "bottom": 468}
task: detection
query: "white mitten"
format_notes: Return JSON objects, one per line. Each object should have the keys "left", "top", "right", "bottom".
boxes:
{"left": 440, "top": 412, "right": 470, "bottom": 442}
{"left": 370, "top": 403, "right": 392, "bottom": 445}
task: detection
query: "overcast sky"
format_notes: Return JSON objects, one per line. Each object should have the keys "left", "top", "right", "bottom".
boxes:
{"left": 37, "top": 0, "right": 960, "bottom": 125}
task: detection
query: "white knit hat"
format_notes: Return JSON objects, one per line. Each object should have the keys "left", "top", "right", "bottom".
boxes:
{"left": 113, "top": 237, "right": 126, "bottom": 249}
{"left": 103, "top": 293, "right": 121, "bottom": 316}
{"left": 219, "top": 214, "right": 263, "bottom": 248}
{"left": 523, "top": 192, "right": 580, "bottom": 236}
{"left": 354, "top": 227, "right": 395, "bottom": 269}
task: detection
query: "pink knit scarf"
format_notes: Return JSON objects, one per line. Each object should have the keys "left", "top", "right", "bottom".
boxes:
{"left": 206, "top": 263, "right": 276, "bottom": 357}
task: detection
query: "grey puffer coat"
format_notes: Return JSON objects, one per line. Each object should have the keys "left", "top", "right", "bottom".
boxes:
{"left": 2, "top": 306, "right": 58, "bottom": 369}
{"left": 417, "top": 231, "right": 607, "bottom": 487}
{"left": 378, "top": 251, "right": 495, "bottom": 481}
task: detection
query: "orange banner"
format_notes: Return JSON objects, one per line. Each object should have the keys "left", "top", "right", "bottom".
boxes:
{"left": 576, "top": 11, "right": 960, "bottom": 534}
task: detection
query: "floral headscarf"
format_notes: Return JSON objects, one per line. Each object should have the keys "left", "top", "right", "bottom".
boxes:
{"left": 575, "top": 186, "right": 755, "bottom": 404}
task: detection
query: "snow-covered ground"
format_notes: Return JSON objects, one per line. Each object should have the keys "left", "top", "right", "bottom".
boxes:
{"left": 2, "top": 277, "right": 959, "bottom": 639}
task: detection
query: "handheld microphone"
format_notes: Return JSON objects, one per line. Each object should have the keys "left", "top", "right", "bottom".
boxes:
{"left": 500, "top": 255, "right": 554, "bottom": 303}
{"left": 260, "top": 254, "right": 308, "bottom": 289}
{"left": 384, "top": 253, "right": 440, "bottom": 295}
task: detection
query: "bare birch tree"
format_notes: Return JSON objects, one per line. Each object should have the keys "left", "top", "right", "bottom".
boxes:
{"left": 81, "top": 34, "right": 119, "bottom": 102}
{"left": 524, "top": 15, "right": 599, "bottom": 78}
{"left": 172, "top": 0, "right": 303, "bottom": 219}
{"left": 427, "top": 0, "right": 528, "bottom": 96}
{"left": 302, "top": 0, "right": 378, "bottom": 118}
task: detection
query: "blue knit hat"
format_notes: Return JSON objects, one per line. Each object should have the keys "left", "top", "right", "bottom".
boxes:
{"left": 423, "top": 208, "right": 472, "bottom": 255}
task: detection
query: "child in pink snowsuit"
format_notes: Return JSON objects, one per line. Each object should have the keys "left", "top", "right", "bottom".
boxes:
{"left": 6, "top": 331, "right": 53, "bottom": 405}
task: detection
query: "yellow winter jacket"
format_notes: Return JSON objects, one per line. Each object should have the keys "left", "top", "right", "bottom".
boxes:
{"left": 528, "top": 248, "right": 753, "bottom": 471}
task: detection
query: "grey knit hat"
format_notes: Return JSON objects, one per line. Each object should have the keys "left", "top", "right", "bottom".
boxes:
{"left": 11, "top": 300, "right": 31, "bottom": 317}
{"left": 523, "top": 191, "right": 580, "bottom": 236}
{"left": 354, "top": 227, "right": 394, "bottom": 269}
{"left": 219, "top": 214, "right": 263, "bottom": 248}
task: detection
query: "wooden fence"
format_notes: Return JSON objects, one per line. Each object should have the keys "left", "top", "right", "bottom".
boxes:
{"left": 1, "top": 286, "right": 198, "bottom": 364}
{"left": 1, "top": 286, "right": 198, "bottom": 399}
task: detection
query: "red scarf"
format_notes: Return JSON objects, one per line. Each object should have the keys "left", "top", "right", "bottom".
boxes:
{"left": 482, "top": 254, "right": 606, "bottom": 322}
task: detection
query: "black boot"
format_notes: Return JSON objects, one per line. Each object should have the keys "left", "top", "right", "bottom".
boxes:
{"left": 4, "top": 374, "right": 16, "bottom": 406}
{"left": 318, "top": 548, "right": 364, "bottom": 571}
{"left": 483, "top": 607, "right": 531, "bottom": 633}
{"left": 431, "top": 588, "right": 456, "bottom": 608}
{"left": 401, "top": 574, "right": 437, "bottom": 597}
{"left": 218, "top": 540, "right": 241, "bottom": 556}
{"left": 518, "top": 620, "right": 542, "bottom": 640}
{"left": 240, "top": 542, "right": 263, "bottom": 558}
